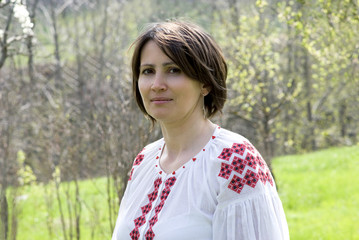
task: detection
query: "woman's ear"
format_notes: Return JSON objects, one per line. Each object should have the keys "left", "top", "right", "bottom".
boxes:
{"left": 201, "top": 84, "right": 211, "bottom": 97}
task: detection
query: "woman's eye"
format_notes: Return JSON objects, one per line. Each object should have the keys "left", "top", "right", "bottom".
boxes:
{"left": 169, "top": 67, "right": 181, "bottom": 74}
{"left": 141, "top": 68, "right": 154, "bottom": 75}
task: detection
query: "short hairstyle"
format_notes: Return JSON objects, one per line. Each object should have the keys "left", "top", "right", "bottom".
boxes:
{"left": 131, "top": 20, "right": 227, "bottom": 122}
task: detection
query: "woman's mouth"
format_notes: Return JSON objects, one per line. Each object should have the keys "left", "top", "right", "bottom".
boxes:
{"left": 150, "top": 97, "right": 173, "bottom": 104}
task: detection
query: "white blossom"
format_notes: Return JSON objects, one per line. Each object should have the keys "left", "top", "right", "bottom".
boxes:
{"left": 0, "top": 29, "right": 4, "bottom": 40}
{"left": 13, "top": 0, "right": 34, "bottom": 36}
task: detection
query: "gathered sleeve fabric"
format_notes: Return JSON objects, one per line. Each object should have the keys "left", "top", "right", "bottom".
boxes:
{"left": 213, "top": 192, "right": 289, "bottom": 240}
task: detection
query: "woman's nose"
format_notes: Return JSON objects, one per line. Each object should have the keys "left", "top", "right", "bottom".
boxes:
{"left": 151, "top": 73, "right": 167, "bottom": 91}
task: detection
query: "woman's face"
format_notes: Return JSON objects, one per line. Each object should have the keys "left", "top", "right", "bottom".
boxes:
{"left": 138, "top": 41, "right": 207, "bottom": 125}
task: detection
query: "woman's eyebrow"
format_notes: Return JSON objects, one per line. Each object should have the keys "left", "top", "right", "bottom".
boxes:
{"left": 140, "top": 63, "right": 154, "bottom": 68}
{"left": 140, "top": 62, "right": 176, "bottom": 68}
{"left": 162, "top": 62, "right": 176, "bottom": 66}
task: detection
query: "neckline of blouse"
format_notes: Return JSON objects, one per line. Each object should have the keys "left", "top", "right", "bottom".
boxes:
{"left": 154, "top": 125, "right": 222, "bottom": 177}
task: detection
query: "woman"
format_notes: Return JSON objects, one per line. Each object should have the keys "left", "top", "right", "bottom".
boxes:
{"left": 112, "top": 20, "right": 289, "bottom": 240}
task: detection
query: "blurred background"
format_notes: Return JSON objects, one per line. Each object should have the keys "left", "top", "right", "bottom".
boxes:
{"left": 0, "top": 0, "right": 358, "bottom": 239}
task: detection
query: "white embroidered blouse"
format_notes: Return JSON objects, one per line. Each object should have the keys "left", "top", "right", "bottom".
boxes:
{"left": 112, "top": 126, "right": 289, "bottom": 240}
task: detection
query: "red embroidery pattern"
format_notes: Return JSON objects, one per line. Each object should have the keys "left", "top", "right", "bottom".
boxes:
{"left": 130, "top": 178, "right": 162, "bottom": 240}
{"left": 218, "top": 141, "right": 273, "bottom": 194}
{"left": 145, "top": 177, "right": 177, "bottom": 240}
{"left": 244, "top": 141, "right": 255, "bottom": 152}
{"left": 134, "top": 152, "right": 145, "bottom": 166}
{"left": 128, "top": 168, "right": 134, "bottom": 181}
{"left": 129, "top": 149, "right": 145, "bottom": 181}
{"left": 218, "top": 148, "right": 233, "bottom": 161}
{"left": 228, "top": 175, "right": 246, "bottom": 193}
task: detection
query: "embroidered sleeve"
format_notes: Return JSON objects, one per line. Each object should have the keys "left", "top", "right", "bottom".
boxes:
{"left": 213, "top": 140, "right": 289, "bottom": 239}
{"left": 217, "top": 141, "right": 274, "bottom": 195}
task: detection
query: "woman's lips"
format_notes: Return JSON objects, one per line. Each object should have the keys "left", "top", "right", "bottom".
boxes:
{"left": 150, "top": 97, "right": 173, "bottom": 104}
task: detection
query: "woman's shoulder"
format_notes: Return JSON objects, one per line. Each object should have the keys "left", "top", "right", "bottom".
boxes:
{"left": 206, "top": 127, "right": 275, "bottom": 200}
{"left": 213, "top": 127, "right": 254, "bottom": 150}
{"left": 208, "top": 127, "right": 263, "bottom": 169}
{"left": 131, "top": 138, "right": 163, "bottom": 166}
{"left": 211, "top": 127, "right": 269, "bottom": 174}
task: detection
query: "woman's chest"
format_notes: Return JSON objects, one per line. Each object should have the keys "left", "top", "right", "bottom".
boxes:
{"left": 118, "top": 168, "right": 218, "bottom": 240}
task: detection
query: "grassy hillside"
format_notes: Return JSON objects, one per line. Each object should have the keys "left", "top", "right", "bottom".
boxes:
{"left": 273, "top": 145, "right": 359, "bottom": 240}
{"left": 7, "top": 145, "right": 359, "bottom": 239}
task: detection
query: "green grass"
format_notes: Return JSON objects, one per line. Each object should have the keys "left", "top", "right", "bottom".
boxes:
{"left": 8, "top": 177, "right": 116, "bottom": 240}
{"left": 4, "top": 146, "right": 359, "bottom": 239}
{"left": 272, "top": 145, "right": 359, "bottom": 240}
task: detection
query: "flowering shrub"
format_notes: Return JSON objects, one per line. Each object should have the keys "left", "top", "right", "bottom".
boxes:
{"left": 0, "top": 0, "right": 34, "bottom": 41}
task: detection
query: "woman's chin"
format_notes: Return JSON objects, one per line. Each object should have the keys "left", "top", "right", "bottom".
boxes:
{"left": 148, "top": 112, "right": 170, "bottom": 122}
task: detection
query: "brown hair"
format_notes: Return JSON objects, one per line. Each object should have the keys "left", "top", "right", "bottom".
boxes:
{"left": 131, "top": 20, "right": 227, "bottom": 122}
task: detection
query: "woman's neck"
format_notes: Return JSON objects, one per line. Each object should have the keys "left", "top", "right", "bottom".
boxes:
{"left": 159, "top": 117, "right": 216, "bottom": 159}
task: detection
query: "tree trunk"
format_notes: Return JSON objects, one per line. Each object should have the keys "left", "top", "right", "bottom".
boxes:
{"left": 0, "top": 189, "right": 9, "bottom": 240}
{"left": 49, "top": 0, "right": 62, "bottom": 87}
{"left": 0, "top": 4, "right": 14, "bottom": 69}
{"left": 227, "top": 0, "right": 241, "bottom": 33}
{"left": 339, "top": 100, "right": 347, "bottom": 138}
{"left": 303, "top": 49, "right": 316, "bottom": 150}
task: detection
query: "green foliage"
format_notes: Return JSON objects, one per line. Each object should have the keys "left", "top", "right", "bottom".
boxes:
{"left": 222, "top": 0, "right": 359, "bottom": 155}
{"left": 16, "top": 150, "right": 37, "bottom": 186}
{"left": 273, "top": 146, "right": 359, "bottom": 239}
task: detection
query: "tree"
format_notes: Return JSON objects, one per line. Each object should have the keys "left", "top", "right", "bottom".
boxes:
{"left": 0, "top": 1, "right": 35, "bottom": 239}
{"left": 219, "top": 1, "right": 299, "bottom": 166}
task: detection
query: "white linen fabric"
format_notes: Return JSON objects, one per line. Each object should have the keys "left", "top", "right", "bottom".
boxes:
{"left": 112, "top": 126, "right": 289, "bottom": 240}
